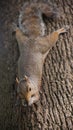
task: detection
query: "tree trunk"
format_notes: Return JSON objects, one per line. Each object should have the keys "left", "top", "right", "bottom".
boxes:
{"left": 17, "top": 0, "right": 73, "bottom": 129}
{"left": 0, "top": 0, "right": 73, "bottom": 130}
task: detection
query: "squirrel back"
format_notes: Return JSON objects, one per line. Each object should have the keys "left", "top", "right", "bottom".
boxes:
{"left": 19, "top": 1, "right": 59, "bottom": 38}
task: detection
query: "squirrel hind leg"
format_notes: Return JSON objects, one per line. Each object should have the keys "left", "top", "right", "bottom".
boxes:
{"left": 12, "top": 23, "right": 19, "bottom": 32}
{"left": 57, "top": 25, "right": 70, "bottom": 35}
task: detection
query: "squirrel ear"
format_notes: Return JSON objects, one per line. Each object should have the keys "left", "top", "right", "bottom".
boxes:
{"left": 24, "top": 75, "right": 28, "bottom": 81}
{"left": 16, "top": 77, "right": 19, "bottom": 84}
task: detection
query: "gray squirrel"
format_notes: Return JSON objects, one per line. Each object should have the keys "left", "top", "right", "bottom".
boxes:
{"left": 14, "top": 2, "right": 69, "bottom": 106}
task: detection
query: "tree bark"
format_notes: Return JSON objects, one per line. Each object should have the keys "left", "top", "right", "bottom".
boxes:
{"left": 17, "top": 0, "right": 73, "bottom": 130}
{"left": 0, "top": 0, "right": 73, "bottom": 130}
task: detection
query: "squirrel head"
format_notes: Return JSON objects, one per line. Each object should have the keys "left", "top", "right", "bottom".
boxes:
{"left": 16, "top": 76, "right": 39, "bottom": 106}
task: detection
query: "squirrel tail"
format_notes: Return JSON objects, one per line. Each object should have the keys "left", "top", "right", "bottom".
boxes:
{"left": 19, "top": 1, "right": 59, "bottom": 33}
{"left": 18, "top": 2, "right": 29, "bottom": 33}
{"left": 38, "top": 2, "right": 60, "bottom": 19}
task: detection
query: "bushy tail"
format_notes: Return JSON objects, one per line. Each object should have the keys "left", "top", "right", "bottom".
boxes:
{"left": 18, "top": 1, "right": 59, "bottom": 33}
{"left": 38, "top": 2, "right": 59, "bottom": 19}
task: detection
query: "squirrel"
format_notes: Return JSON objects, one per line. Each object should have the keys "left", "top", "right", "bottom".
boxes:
{"left": 14, "top": 1, "right": 69, "bottom": 106}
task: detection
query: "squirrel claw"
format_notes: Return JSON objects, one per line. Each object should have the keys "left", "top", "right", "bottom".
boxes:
{"left": 57, "top": 25, "right": 70, "bottom": 34}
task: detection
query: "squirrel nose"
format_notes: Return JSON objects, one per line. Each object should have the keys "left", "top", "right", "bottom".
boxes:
{"left": 21, "top": 99, "right": 28, "bottom": 106}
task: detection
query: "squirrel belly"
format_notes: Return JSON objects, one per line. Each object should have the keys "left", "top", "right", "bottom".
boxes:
{"left": 15, "top": 2, "right": 69, "bottom": 106}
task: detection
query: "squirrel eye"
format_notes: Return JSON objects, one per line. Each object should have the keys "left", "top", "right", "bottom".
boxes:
{"left": 29, "top": 88, "right": 31, "bottom": 91}
{"left": 27, "top": 87, "right": 31, "bottom": 92}
{"left": 31, "top": 94, "right": 35, "bottom": 97}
